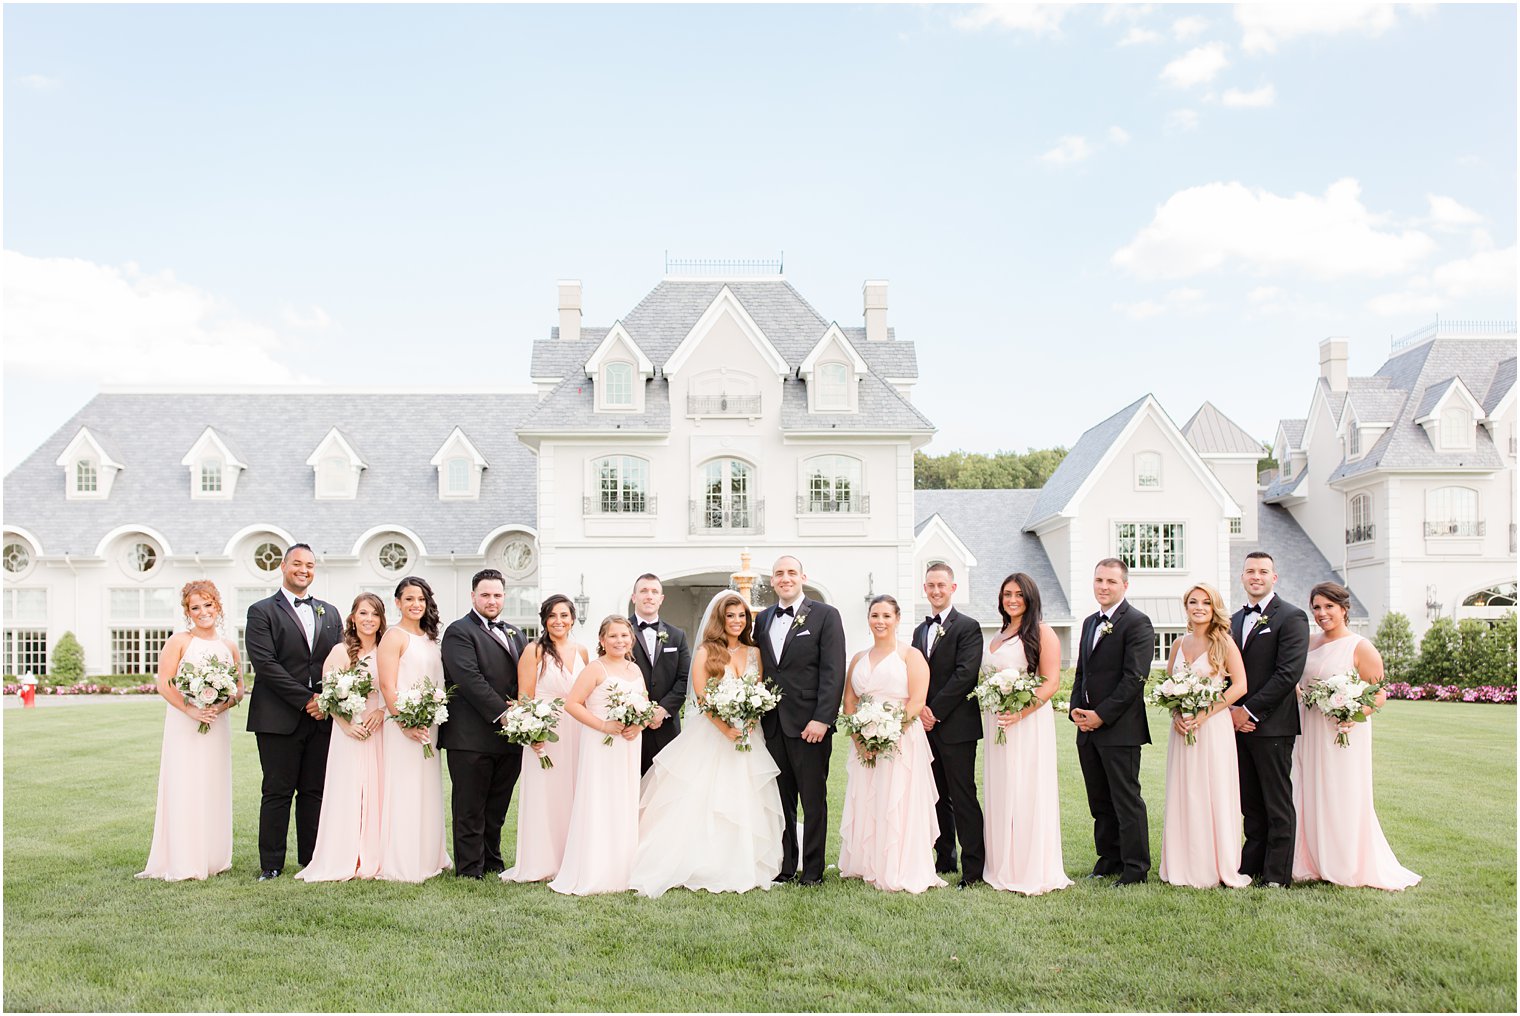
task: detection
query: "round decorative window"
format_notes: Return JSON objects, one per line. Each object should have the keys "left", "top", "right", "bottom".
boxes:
{"left": 127, "top": 541, "right": 158, "bottom": 574}
{"left": 378, "top": 541, "right": 409, "bottom": 573}
{"left": 500, "top": 537, "right": 535, "bottom": 578}
{"left": 3, "top": 541, "right": 30, "bottom": 574}
{"left": 252, "top": 541, "right": 284, "bottom": 573}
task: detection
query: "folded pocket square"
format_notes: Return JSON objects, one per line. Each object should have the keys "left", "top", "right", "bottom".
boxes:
{"left": 795, "top": 630, "right": 812, "bottom": 638}
{"left": 661, "top": 646, "right": 678, "bottom": 653}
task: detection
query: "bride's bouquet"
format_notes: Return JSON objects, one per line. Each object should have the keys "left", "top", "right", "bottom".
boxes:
{"left": 1148, "top": 657, "right": 1227, "bottom": 745}
{"left": 970, "top": 664, "right": 1044, "bottom": 745}
{"left": 500, "top": 697, "right": 565, "bottom": 768}
{"left": 837, "top": 695, "right": 906, "bottom": 768}
{"left": 393, "top": 678, "right": 451, "bottom": 758}
{"left": 316, "top": 659, "right": 374, "bottom": 724}
{"left": 697, "top": 667, "right": 782, "bottom": 752}
{"left": 174, "top": 656, "right": 240, "bottom": 733}
{"left": 601, "top": 684, "right": 656, "bottom": 746}
{"left": 1302, "top": 670, "right": 1381, "bottom": 747}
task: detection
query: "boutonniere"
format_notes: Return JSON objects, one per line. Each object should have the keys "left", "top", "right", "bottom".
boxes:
{"left": 1097, "top": 620, "right": 1114, "bottom": 639}
{"left": 657, "top": 629, "right": 669, "bottom": 644}
{"left": 933, "top": 623, "right": 947, "bottom": 640}
{"left": 793, "top": 610, "right": 809, "bottom": 630}
{"left": 1252, "top": 614, "right": 1270, "bottom": 630}
{"left": 315, "top": 605, "right": 326, "bottom": 619}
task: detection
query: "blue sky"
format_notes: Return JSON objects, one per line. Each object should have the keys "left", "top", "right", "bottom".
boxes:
{"left": 5, "top": 3, "right": 1516, "bottom": 470}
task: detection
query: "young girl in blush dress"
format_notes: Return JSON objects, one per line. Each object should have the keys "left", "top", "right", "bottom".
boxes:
{"left": 297, "top": 594, "right": 388, "bottom": 883}
{"left": 502, "top": 594, "right": 588, "bottom": 883}
{"left": 549, "top": 616, "right": 649, "bottom": 896}
{"left": 138, "top": 581, "right": 244, "bottom": 881}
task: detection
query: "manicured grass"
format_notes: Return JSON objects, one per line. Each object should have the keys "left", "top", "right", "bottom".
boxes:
{"left": 3, "top": 700, "right": 1514, "bottom": 1011}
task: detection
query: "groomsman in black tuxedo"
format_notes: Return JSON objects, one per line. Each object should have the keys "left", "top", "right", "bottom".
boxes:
{"left": 913, "top": 563, "right": 986, "bottom": 888}
{"left": 628, "top": 573, "right": 691, "bottom": 774}
{"left": 758, "top": 556, "right": 846, "bottom": 886}
{"left": 440, "top": 568, "right": 526, "bottom": 879}
{"left": 245, "top": 543, "right": 343, "bottom": 880}
{"left": 1069, "top": 558, "right": 1155, "bottom": 886}
{"left": 1229, "top": 551, "right": 1309, "bottom": 888}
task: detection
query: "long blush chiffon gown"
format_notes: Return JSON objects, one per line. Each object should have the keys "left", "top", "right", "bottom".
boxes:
{"left": 1292, "top": 634, "right": 1420, "bottom": 891}
{"left": 981, "top": 638, "right": 1072, "bottom": 895}
{"left": 1158, "top": 649, "right": 1251, "bottom": 889}
{"left": 376, "top": 631, "right": 451, "bottom": 882}
{"left": 549, "top": 672, "right": 642, "bottom": 896}
{"left": 297, "top": 648, "right": 384, "bottom": 882}
{"left": 837, "top": 647, "right": 945, "bottom": 893}
{"left": 136, "top": 637, "right": 235, "bottom": 881}
{"left": 502, "top": 650, "right": 583, "bottom": 883}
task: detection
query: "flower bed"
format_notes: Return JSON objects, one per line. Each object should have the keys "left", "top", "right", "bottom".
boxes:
{"left": 1382, "top": 682, "right": 1517, "bottom": 704}
{"left": 4, "top": 681, "right": 158, "bottom": 696}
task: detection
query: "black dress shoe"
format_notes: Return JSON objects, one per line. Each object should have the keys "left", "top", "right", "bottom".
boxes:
{"left": 936, "top": 862, "right": 959, "bottom": 874}
{"left": 798, "top": 876, "right": 823, "bottom": 887}
{"left": 257, "top": 869, "right": 281, "bottom": 882}
{"left": 773, "top": 872, "right": 797, "bottom": 884}
{"left": 1084, "top": 871, "right": 1115, "bottom": 880}
{"left": 956, "top": 877, "right": 984, "bottom": 889}
{"left": 1111, "top": 876, "right": 1146, "bottom": 888}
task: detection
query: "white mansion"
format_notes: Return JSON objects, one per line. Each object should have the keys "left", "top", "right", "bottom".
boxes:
{"left": 3, "top": 272, "right": 1514, "bottom": 677}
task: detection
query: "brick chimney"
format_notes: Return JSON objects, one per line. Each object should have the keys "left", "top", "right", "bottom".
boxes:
{"left": 558, "top": 280, "right": 582, "bottom": 343}
{"left": 863, "top": 280, "right": 888, "bottom": 342}
{"left": 1319, "top": 337, "right": 1348, "bottom": 392}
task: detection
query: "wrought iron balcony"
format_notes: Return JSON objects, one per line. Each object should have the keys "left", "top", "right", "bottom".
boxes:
{"left": 689, "top": 497, "right": 764, "bottom": 535}
{"left": 686, "top": 394, "right": 762, "bottom": 416}
{"left": 1345, "top": 523, "right": 1375, "bottom": 545}
{"left": 1424, "top": 520, "right": 1485, "bottom": 537}
{"left": 583, "top": 494, "right": 656, "bottom": 515}
{"left": 796, "top": 494, "right": 871, "bottom": 514}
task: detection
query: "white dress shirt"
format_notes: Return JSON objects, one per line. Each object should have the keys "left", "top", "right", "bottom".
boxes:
{"left": 1240, "top": 591, "right": 1277, "bottom": 649}
{"left": 633, "top": 614, "right": 660, "bottom": 660}
{"left": 1091, "top": 599, "right": 1125, "bottom": 649}
{"left": 769, "top": 596, "right": 802, "bottom": 661}
{"left": 282, "top": 587, "right": 316, "bottom": 648}
{"left": 475, "top": 610, "right": 512, "bottom": 650}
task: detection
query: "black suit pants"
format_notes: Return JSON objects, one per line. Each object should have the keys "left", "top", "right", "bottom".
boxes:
{"left": 927, "top": 733, "right": 985, "bottom": 879}
{"left": 640, "top": 720, "right": 679, "bottom": 775}
{"left": 766, "top": 731, "right": 832, "bottom": 881}
{"left": 1077, "top": 741, "right": 1150, "bottom": 881}
{"left": 1237, "top": 733, "right": 1296, "bottom": 884}
{"left": 255, "top": 714, "right": 331, "bottom": 872}
{"left": 446, "top": 748, "right": 521, "bottom": 877}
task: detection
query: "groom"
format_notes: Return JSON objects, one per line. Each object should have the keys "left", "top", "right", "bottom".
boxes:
{"left": 757, "top": 555, "right": 846, "bottom": 886}
{"left": 1229, "top": 551, "right": 1309, "bottom": 888}
{"left": 628, "top": 573, "right": 691, "bottom": 774}
{"left": 1069, "top": 558, "right": 1154, "bottom": 886}
{"left": 245, "top": 543, "right": 343, "bottom": 881}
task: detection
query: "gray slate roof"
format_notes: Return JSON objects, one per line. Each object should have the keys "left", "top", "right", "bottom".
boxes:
{"left": 1277, "top": 419, "right": 1306, "bottom": 449}
{"left": 517, "top": 376, "right": 672, "bottom": 434}
{"left": 1262, "top": 465, "right": 1306, "bottom": 502}
{"left": 1483, "top": 357, "right": 1515, "bottom": 414}
{"left": 1412, "top": 377, "right": 1462, "bottom": 419}
{"left": 778, "top": 375, "right": 935, "bottom": 432}
{"left": 4, "top": 392, "right": 539, "bottom": 558}
{"left": 1025, "top": 395, "right": 1149, "bottom": 527}
{"left": 1329, "top": 338, "right": 1512, "bottom": 482}
{"left": 1183, "top": 401, "right": 1266, "bottom": 456}
{"left": 1234, "top": 502, "right": 1368, "bottom": 619}
{"left": 1344, "top": 388, "right": 1406, "bottom": 424}
{"left": 913, "top": 489, "right": 1073, "bottom": 622}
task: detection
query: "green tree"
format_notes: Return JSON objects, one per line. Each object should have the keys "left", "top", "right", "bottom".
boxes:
{"left": 1478, "top": 612, "right": 1517, "bottom": 686}
{"left": 1373, "top": 612, "right": 1417, "bottom": 683}
{"left": 51, "top": 631, "right": 85, "bottom": 681}
{"left": 914, "top": 447, "right": 1067, "bottom": 490}
{"left": 1456, "top": 618, "right": 1491, "bottom": 687}
{"left": 1414, "top": 616, "right": 1461, "bottom": 685}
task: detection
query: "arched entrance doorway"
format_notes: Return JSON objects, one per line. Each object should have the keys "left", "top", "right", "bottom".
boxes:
{"left": 639, "top": 569, "right": 829, "bottom": 641}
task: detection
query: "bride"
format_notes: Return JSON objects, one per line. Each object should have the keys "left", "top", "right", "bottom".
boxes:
{"left": 629, "top": 591, "right": 784, "bottom": 898}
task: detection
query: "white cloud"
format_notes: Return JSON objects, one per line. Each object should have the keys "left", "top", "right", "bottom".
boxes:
{"left": 1172, "top": 16, "right": 1209, "bottom": 40}
{"left": 1115, "top": 286, "right": 1207, "bottom": 320}
{"left": 1221, "top": 84, "right": 1276, "bottom": 108}
{"left": 1165, "top": 108, "right": 1199, "bottom": 133}
{"left": 19, "top": 74, "right": 60, "bottom": 91}
{"left": 1107, "top": 125, "right": 1132, "bottom": 145}
{"left": 1424, "top": 194, "right": 1484, "bottom": 232}
{"left": 1112, "top": 178, "right": 1437, "bottom": 281}
{"left": 1431, "top": 245, "right": 1516, "bottom": 298}
{"left": 1117, "top": 26, "right": 1162, "bottom": 45}
{"left": 1040, "top": 135, "right": 1094, "bottom": 166}
{"left": 2, "top": 250, "right": 312, "bottom": 385}
{"left": 281, "top": 304, "right": 333, "bottom": 330}
{"left": 1160, "top": 42, "right": 1229, "bottom": 88}
{"left": 1248, "top": 285, "right": 1285, "bottom": 304}
{"left": 1237, "top": 3, "right": 1405, "bottom": 54}
{"left": 954, "top": 3, "right": 1072, "bottom": 35}
{"left": 1102, "top": 4, "right": 1155, "bottom": 25}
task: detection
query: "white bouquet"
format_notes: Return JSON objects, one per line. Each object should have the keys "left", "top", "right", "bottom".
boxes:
{"left": 600, "top": 684, "right": 655, "bottom": 746}
{"left": 500, "top": 696, "right": 565, "bottom": 769}
{"left": 1301, "top": 669, "right": 1381, "bottom": 747}
{"left": 697, "top": 668, "right": 782, "bottom": 752}
{"left": 837, "top": 695, "right": 906, "bottom": 768}
{"left": 174, "top": 656, "right": 240, "bottom": 733}
{"left": 1148, "top": 657, "right": 1227, "bottom": 745}
{"left": 970, "top": 664, "right": 1044, "bottom": 745}
{"left": 393, "top": 678, "right": 451, "bottom": 758}
{"left": 316, "top": 659, "right": 374, "bottom": 724}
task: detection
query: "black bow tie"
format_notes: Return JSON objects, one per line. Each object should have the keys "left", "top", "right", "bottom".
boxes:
{"left": 488, "top": 619, "right": 508, "bottom": 631}
{"left": 637, "top": 620, "right": 658, "bottom": 630}
{"left": 776, "top": 606, "right": 795, "bottom": 618}
{"left": 926, "top": 614, "right": 942, "bottom": 626}
{"left": 1243, "top": 603, "right": 1263, "bottom": 615}
{"left": 293, "top": 596, "right": 314, "bottom": 609}
{"left": 1096, "top": 614, "right": 1109, "bottom": 624}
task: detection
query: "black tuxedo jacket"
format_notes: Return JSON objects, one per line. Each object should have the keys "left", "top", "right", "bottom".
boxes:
{"left": 439, "top": 612, "right": 526, "bottom": 755}
{"left": 1071, "top": 600, "right": 1154, "bottom": 747}
{"left": 629, "top": 617, "right": 691, "bottom": 725}
{"left": 756, "top": 597, "right": 847, "bottom": 739}
{"left": 245, "top": 591, "right": 344, "bottom": 735}
{"left": 912, "top": 607, "right": 984, "bottom": 744}
{"left": 1231, "top": 595, "right": 1310, "bottom": 738}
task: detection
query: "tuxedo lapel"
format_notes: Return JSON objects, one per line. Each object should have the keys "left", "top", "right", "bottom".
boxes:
{"left": 1231, "top": 609, "right": 1246, "bottom": 647}
{"left": 756, "top": 606, "right": 778, "bottom": 671}
{"left": 629, "top": 619, "right": 655, "bottom": 677}
{"left": 272, "top": 593, "right": 312, "bottom": 658}
{"left": 779, "top": 599, "right": 807, "bottom": 663}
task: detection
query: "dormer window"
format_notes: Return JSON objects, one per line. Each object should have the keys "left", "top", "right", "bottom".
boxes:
{"left": 1348, "top": 427, "right": 1361, "bottom": 458}
{"left": 180, "top": 426, "right": 247, "bottom": 500}
{"left": 319, "top": 456, "right": 351, "bottom": 496}
{"left": 816, "top": 362, "right": 850, "bottom": 411}
{"left": 200, "top": 460, "right": 223, "bottom": 493}
{"left": 76, "top": 460, "right": 98, "bottom": 494}
{"left": 306, "top": 428, "right": 367, "bottom": 500}
{"left": 800, "top": 325, "right": 867, "bottom": 414}
{"left": 447, "top": 457, "right": 470, "bottom": 493}
{"left": 56, "top": 426, "right": 123, "bottom": 500}
{"left": 603, "top": 362, "right": 634, "bottom": 408}
{"left": 429, "top": 426, "right": 488, "bottom": 500}
{"left": 1440, "top": 407, "right": 1472, "bottom": 450}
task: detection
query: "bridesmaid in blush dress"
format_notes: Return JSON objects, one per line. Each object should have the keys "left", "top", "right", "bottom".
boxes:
{"left": 138, "top": 581, "right": 244, "bottom": 881}
{"left": 1292, "top": 582, "right": 1419, "bottom": 891}
{"left": 981, "top": 573, "right": 1072, "bottom": 895}
{"left": 837, "top": 594, "right": 944, "bottom": 894}
{"left": 1158, "top": 583, "right": 1252, "bottom": 889}
{"left": 549, "top": 615, "right": 648, "bottom": 896}
{"left": 297, "top": 593, "right": 388, "bottom": 883}
{"left": 502, "top": 594, "right": 587, "bottom": 883}
{"left": 375, "top": 576, "right": 452, "bottom": 883}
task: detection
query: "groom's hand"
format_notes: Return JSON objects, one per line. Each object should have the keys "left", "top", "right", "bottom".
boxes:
{"left": 801, "top": 720, "right": 828, "bottom": 744}
{"left": 648, "top": 705, "right": 668, "bottom": 730}
{"left": 304, "top": 695, "right": 325, "bottom": 720}
{"left": 1070, "top": 707, "right": 1103, "bottom": 732}
{"left": 919, "top": 705, "right": 937, "bottom": 732}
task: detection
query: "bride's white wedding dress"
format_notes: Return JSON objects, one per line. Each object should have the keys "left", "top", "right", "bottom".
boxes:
{"left": 629, "top": 647, "right": 784, "bottom": 898}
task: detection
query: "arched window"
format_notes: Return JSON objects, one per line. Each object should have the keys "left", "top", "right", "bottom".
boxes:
{"left": 1346, "top": 493, "right": 1373, "bottom": 544}
{"left": 1463, "top": 582, "right": 1517, "bottom": 608}
{"left": 1134, "top": 452, "right": 1162, "bottom": 489}
{"left": 701, "top": 459, "right": 754, "bottom": 531}
{"left": 816, "top": 362, "right": 849, "bottom": 410}
{"left": 1425, "top": 486, "right": 1480, "bottom": 537}
{"left": 591, "top": 456, "right": 649, "bottom": 513}
{"left": 803, "top": 455, "right": 863, "bottom": 513}
{"left": 603, "top": 362, "right": 634, "bottom": 407}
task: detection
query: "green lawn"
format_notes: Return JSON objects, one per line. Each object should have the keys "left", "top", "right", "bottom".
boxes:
{"left": 4, "top": 700, "right": 1514, "bottom": 1012}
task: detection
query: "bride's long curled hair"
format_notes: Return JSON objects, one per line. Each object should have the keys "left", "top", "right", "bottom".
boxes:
{"left": 702, "top": 592, "right": 758, "bottom": 679}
